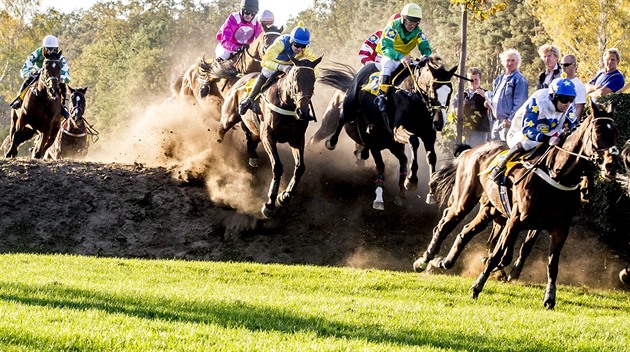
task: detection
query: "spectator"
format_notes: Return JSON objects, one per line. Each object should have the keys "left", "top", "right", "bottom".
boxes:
{"left": 536, "top": 44, "right": 562, "bottom": 89}
{"left": 490, "top": 49, "right": 529, "bottom": 141}
{"left": 451, "top": 67, "right": 491, "bottom": 147}
{"left": 585, "top": 48, "right": 625, "bottom": 100}
{"left": 552, "top": 54, "right": 586, "bottom": 119}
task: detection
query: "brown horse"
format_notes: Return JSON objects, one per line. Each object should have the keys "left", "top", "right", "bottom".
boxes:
{"left": 5, "top": 51, "right": 63, "bottom": 158}
{"left": 233, "top": 25, "right": 283, "bottom": 75}
{"left": 413, "top": 99, "right": 619, "bottom": 309}
{"left": 168, "top": 27, "right": 282, "bottom": 120}
{"left": 619, "top": 140, "right": 630, "bottom": 285}
{"left": 218, "top": 56, "right": 322, "bottom": 218}
{"left": 45, "top": 86, "right": 95, "bottom": 160}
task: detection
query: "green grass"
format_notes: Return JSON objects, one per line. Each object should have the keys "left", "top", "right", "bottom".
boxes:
{"left": 1, "top": 254, "right": 629, "bottom": 351}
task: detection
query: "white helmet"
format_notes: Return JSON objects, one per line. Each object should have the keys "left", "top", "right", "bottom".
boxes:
{"left": 42, "top": 35, "right": 59, "bottom": 48}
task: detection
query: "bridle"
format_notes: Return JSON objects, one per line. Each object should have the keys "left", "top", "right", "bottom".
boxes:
{"left": 552, "top": 116, "right": 619, "bottom": 164}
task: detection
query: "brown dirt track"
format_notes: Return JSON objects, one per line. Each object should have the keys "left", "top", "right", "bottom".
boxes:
{"left": 1, "top": 84, "right": 627, "bottom": 291}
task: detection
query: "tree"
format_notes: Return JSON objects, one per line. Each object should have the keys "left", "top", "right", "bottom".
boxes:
{"left": 450, "top": 0, "right": 508, "bottom": 143}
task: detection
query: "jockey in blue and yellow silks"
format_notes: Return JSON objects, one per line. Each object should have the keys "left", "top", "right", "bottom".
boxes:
{"left": 374, "top": 3, "right": 432, "bottom": 112}
{"left": 239, "top": 21, "right": 318, "bottom": 118}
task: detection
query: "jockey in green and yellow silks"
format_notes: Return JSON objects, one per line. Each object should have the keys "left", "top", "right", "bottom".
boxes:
{"left": 374, "top": 3, "right": 432, "bottom": 113}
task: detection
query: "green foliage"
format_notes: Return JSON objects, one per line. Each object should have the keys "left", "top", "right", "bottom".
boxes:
{"left": 583, "top": 93, "right": 630, "bottom": 249}
{"left": 2, "top": 253, "right": 630, "bottom": 351}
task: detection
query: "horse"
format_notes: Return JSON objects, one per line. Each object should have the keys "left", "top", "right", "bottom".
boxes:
{"left": 5, "top": 50, "right": 63, "bottom": 159}
{"left": 45, "top": 86, "right": 95, "bottom": 160}
{"left": 316, "top": 56, "right": 456, "bottom": 209}
{"left": 217, "top": 56, "right": 322, "bottom": 218}
{"left": 233, "top": 25, "right": 283, "bottom": 75}
{"left": 413, "top": 98, "right": 619, "bottom": 309}
{"left": 168, "top": 27, "right": 282, "bottom": 120}
{"left": 619, "top": 140, "right": 630, "bottom": 285}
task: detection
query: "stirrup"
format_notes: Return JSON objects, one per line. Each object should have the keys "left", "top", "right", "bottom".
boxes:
{"left": 10, "top": 98, "right": 22, "bottom": 109}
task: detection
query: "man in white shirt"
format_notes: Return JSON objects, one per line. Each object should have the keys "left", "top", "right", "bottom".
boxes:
{"left": 552, "top": 54, "right": 586, "bottom": 119}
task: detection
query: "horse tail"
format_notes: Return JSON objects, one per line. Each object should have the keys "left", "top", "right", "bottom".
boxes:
{"left": 170, "top": 74, "right": 184, "bottom": 95}
{"left": 430, "top": 144, "right": 472, "bottom": 207}
{"left": 318, "top": 62, "right": 356, "bottom": 91}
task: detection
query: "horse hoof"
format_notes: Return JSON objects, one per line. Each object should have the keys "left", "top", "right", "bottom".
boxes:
{"left": 394, "top": 196, "right": 404, "bottom": 206}
{"left": 216, "top": 128, "right": 225, "bottom": 143}
{"left": 353, "top": 149, "right": 362, "bottom": 160}
{"left": 372, "top": 200, "right": 384, "bottom": 210}
{"left": 425, "top": 193, "right": 436, "bottom": 204}
{"left": 404, "top": 178, "right": 417, "bottom": 191}
{"left": 278, "top": 192, "right": 291, "bottom": 205}
{"left": 325, "top": 139, "right": 336, "bottom": 151}
{"left": 508, "top": 266, "right": 523, "bottom": 282}
{"left": 620, "top": 268, "right": 630, "bottom": 285}
{"left": 261, "top": 204, "right": 275, "bottom": 219}
{"left": 248, "top": 158, "right": 260, "bottom": 168}
{"left": 544, "top": 299, "right": 555, "bottom": 310}
{"left": 470, "top": 287, "right": 481, "bottom": 300}
{"left": 413, "top": 257, "right": 428, "bottom": 272}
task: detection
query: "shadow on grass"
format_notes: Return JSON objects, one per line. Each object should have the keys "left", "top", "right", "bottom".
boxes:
{"left": 1, "top": 281, "right": 566, "bottom": 351}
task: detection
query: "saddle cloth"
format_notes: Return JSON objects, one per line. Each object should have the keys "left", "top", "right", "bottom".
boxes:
{"left": 361, "top": 72, "right": 381, "bottom": 95}
{"left": 479, "top": 144, "right": 543, "bottom": 176}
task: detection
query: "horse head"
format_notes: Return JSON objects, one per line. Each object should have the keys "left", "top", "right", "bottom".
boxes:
{"left": 587, "top": 98, "right": 620, "bottom": 180}
{"left": 40, "top": 50, "right": 62, "bottom": 101}
{"left": 418, "top": 55, "right": 456, "bottom": 131}
{"left": 69, "top": 86, "right": 88, "bottom": 126}
{"left": 288, "top": 56, "right": 322, "bottom": 120}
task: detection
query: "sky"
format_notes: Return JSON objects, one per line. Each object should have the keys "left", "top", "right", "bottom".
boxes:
{"left": 40, "top": 0, "right": 314, "bottom": 25}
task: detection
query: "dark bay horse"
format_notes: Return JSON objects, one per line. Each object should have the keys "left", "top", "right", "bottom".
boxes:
{"left": 45, "top": 86, "right": 95, "bottom": 160}
{"left": 619, "top": 140, "right": 630, "bottom": 285}
{"left": 317, "top": 56, "right": 456, "bottom": 209}
{"left": 5, "top": 51, "right": 63, "bottom": 159}
{"left": 413, "top": 99, "right": 619, "bottom": 309}
{"left": 233, "top": 25, "right": 283, "bottom": 74}
{"left": 218, "top": 56, "right": 322, "bottom": 218}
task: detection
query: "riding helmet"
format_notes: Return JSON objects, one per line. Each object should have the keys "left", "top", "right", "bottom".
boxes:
{"left": 549, "top": 78, "right": 577, "bottom": 97}
{"left": 259, "top": 9, "right": 274, "bottom": 24}
{"left": 240, "top": 0, "right": 258, "bottom": 14}
{"left": 401, "top": 3, "right": 422, "bottom": 23}
{"left": 42, "top": 35, "right": 59, "bottom": 48}
{"left": 290, "top": 21, "right": 310, "bottom": 45}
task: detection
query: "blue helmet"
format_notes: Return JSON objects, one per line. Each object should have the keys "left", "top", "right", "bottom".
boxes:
{"left": 549, "top": 78, "right": 576, "bottom": 97}
{"left": 290, "top": 21, "right": 310, "bottom": 45}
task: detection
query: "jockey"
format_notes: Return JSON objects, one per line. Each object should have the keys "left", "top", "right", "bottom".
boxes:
{"left": 238, "top": 21, "right": 318, "bottom": 119}
{"left": 490, "top": 78, "right": 578, "bottom": 183}
{"left": 258, "top": 9, "right": 275, "bottom": 31}
{"left": 374, "top": 3, "right": 431, "bottom": 112}
{"left": 357, "top": 13, "right": 401, "bottom": 65}
{"left": 9, "top": 35, "right": 71, "bottom": 118}
{"left": 215, "top": 0, "right": 263, "bottom": 61}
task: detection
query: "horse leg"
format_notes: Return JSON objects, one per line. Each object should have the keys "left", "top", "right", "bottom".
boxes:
{"left": 404, "top": 136, "right": 419, "bottom": 191}
{"left": 261, "top": 135, "right": 282, "bottom": 219}
{"left": 543, "top": 226, "right": 569, "bottom": 310}
{"left": 278, "top": 141, "right": 306, "bottom": 205}
{"left": 422, "top": 133, "right": 438, "bottom": 204}
{"left": 325, "top": 108, "right": 349, "bottom": 150}
{"left": 508, "top": 229, "right": 542, "bottom": 281}
{"left": 242, "top": 122, "right": 260, "bottom": 167}
{"left": 390, "top": 143, "right": 408, "bottom": 206}
{"left": 471, "top": 216, "right": 521, "bottom": 300}
{"left": 217, "top": 108, "right": 241, "bottom": 143}
{"left": 435, "top": 204, "right": 495, "bottom": 270}
{"left": 414, "top": 193, "right": 480, "bottom": 272}
{"left": 7, "top": 129, "right": 35, "bottom": 158}
{"left": 37, "top": 124, "right": 61, "bottom": 159}
{"left": 371, "top": 148, "right": 386, "bottom": 210}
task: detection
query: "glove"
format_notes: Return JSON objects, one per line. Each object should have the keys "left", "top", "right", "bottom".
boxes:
{"left": 242, "top": 43, "right": 249, "bottom": 50}
{"left": 549, "top": 136, "right": 561, "bottom": 146}
{"left": 279, "top": 64, "right": 292, "bottom": 73}
{"left": 418, "top": 56, "right": 429, "bottom": 65}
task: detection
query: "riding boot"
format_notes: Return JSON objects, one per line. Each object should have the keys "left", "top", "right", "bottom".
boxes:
{"left": 199, "top": 82, "right": 210, "bottom": 98}
{"left": 489, "top": 143, "right": 525, "bottom": 184}
{"left": 239, "top": 74, "right": 267, "bottom": 115}
{"left": 60, "top": 83, "right": 70, "bottom": 118}
{"left": 374, "top": 74, "right": 391, "bottom": 113}
{"left": 9, "top": 76, "right": 35, "bottom": 109}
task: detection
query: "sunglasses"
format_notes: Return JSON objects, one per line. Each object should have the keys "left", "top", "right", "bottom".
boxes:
{"left": 242, "top": 10, "right": 256, "bottom": 16}
{"left": 556, "top": 95, "right": 575, "bottom": 104}
{"left": 292, "top": 42, "right": 307, "bottom": 49}
{"left": 561, "top": 62, "right": 575, "bottom": 67}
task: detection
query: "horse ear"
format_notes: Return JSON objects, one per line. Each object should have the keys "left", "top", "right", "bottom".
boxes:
{"left": 59, "top": 50, "right": 63, "bottom": 56}
{"left": 448, "top": 66, "right": 458, "bottom": 77}
{"left": 279, "top": 25, "right": 284, "bottom": 33}
{"left": 82, "top": 87, "right": 88, "bottom": 94}
{"left": 69, "top": 86, "right": 75, "bottom": 93}
{"left": 313, "top": 55, "right": 323, "bottom": 67}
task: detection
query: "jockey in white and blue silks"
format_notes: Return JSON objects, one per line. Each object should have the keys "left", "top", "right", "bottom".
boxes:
{"left": 491, "top": 78, "right": 578, "bottom": 183}
{"left": 373, "top": 2, "right": 432, "bottom": 113}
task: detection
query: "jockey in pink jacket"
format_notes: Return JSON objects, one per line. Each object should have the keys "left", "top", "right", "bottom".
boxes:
{"left": 215, "top": 0, "right": 263, "bottom": 60}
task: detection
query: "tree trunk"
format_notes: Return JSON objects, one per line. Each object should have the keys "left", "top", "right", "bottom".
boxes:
{"left": 456, "top": 7, "right": 468, "bottom": 144}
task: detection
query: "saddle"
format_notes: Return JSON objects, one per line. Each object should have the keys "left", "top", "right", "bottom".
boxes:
{"left": 480, "top": 144, "right": 544, "bottom": 177}
{"left": 240, "top": 72, "right": 282, "bottom": 114}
